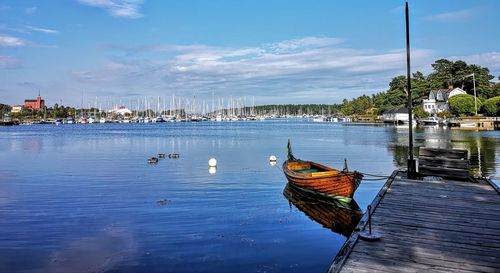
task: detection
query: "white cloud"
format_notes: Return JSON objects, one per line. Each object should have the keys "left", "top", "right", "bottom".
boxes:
{"left": 0, "top": 24, "right": 60, "bottom": 35}
{"left": 25, "top": 25, "right": 60, "bottom": 35}
{"left": 0, "top": 33, "right": 25, "bottom": 47}
{"left": 78, "top": 0, "right": 144, "bottom": 19}
{"left": 25, "top": 6, "right": 37, "bottom": 15}
{"left": 448, "top": 52, "right": 500, "bottom": 75}
{"left": 0, "top": 55, "right": 21, "bottom": 68}
{"left": 73, "top": 37, "right": 437, "bottom": 103}
{"left": 424, "top": 8, "right": 476, "bottom": 22}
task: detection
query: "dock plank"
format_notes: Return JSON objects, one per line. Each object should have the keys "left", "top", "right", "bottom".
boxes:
{"left": 374, "top": 209, "right": 500, "bottom": 230}
{"left": 384, "top": 188, "right": 500, "bottom": 205}
{"left": 330, "top": 172, "right": 500, "bottom": 273}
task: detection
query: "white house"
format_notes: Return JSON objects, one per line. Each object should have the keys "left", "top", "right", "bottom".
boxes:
{"left": 382, "top": 107, "right": 414, "bottom": 124}
{"left": 422, "top": 87, "right": 466, "bottom": 114}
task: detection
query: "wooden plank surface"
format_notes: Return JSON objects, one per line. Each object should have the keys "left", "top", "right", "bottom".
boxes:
{"left": 418, "top": 147, "right": 471, "bottom": 180}
{"left": 418, "top": 166, "right": 470, "bottom": 180}
{"left": 419, "top": 155, "right": 469, "bottom": 169}
{"left": 419, "top": 147, "right": 468, "bottom": 159}
{"left": 330, "top": 172, "right": 500, "bottom": 273}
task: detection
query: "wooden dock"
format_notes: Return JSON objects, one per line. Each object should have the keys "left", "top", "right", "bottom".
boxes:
{"left": 329, "top": 171, "right": 500, "bottom": 273}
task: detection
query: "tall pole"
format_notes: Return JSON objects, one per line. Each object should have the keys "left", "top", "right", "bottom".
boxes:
{"left": 463, "top": 73, "right": 478, "bottom": 116}
{"left": 405, "top": 1, "right": 416, "bottom": 178}
{"left": 472, "top": 73, "right": 477, "bottom": 116}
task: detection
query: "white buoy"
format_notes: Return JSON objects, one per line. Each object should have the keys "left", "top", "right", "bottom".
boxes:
{"left": 208, "top": 158, "right": 217, "bottom": 167}
{"left": 269, "top": 161, "right": 277, "bottom": 167}
{"left": 208, "top": 166, "right": 217, "bottom": 174}
{"left": 269, "top": 155, "right": 277, "bottom": 162}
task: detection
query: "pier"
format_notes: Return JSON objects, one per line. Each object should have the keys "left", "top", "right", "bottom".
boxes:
{"left": 329, "top": 171, "right": 500, "bottom": 273}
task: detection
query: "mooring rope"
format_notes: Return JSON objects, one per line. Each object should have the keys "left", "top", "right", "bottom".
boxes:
{"left": 359, "top": 172, "right": 390, "bottom": 178}
{"left": 361, "top": 177, "right": 390, "bottom": 181}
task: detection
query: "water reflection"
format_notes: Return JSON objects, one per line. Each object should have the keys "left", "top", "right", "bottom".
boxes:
{"left": 451, "top": 133, "right": 498, "bottom": 177}
{"left": 0, "top": 122, "right": 497, "bottom": 273}
{"left": 283, "top": 184, "right": 363, "bottom": 237}
{"left": 47, "top": 227, "right": 134, "bottom": 273}
{"left": 387, "top": 126, "right": 499, "bottom": 177}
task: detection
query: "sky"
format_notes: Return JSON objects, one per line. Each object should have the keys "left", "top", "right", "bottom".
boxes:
{"left": 0, "top": 0, "right": 499, "bottom": 107}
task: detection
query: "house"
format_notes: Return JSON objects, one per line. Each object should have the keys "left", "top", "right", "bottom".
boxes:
{"left": 24, "top": 92, "right": 45, "bottom": 110}
{"left": 422, "top": 87, "right": 466, "bottom": 114}
{"left": 382, "top": 107, "right": 414, "bottom": 124}
{"left": 11, "top": 105, "right": 22, "bottom": 113}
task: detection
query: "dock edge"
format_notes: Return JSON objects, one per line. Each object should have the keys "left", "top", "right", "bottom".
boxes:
{"left": 327, "top": 170, "right": 399, "bottom": 273}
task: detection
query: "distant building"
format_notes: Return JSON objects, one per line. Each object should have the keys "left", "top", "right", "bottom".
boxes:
{"left": 11, "top": 105, "right": 22, "bottom": 113}
{"left": 382, "top": 107, "right": 414, "bottom": 124}
{"left": 24, "top": 92, "right": 45, "bottom": 110}
{"left": 110, "top": 106, "right": 132, "bottom": 116}
{"left": 422, "top": 87, "right": 466, "bottom": 114}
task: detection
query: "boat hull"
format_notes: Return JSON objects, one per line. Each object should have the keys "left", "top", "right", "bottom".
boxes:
{"left": 283, "top": 160, "right": 362, "bottom": 199}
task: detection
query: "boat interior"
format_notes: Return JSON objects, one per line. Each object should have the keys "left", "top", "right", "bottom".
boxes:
{"left": 287, "top": 161, "right": 341, "bottom": 176}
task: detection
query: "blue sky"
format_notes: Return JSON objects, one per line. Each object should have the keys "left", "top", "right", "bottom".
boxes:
{"left": 0, "top": 0, "right": 499, "bottom": 107}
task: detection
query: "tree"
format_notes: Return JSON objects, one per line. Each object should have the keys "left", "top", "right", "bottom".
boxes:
{"left": 481, "top": 96, "right": 500, "bottom": 116}
{"left": 427, "top": 59, "right": 494, "bottom": 98}
{"left": 340, "top": 99, "right": 354, "bottom": 115}
{"left": 340, "top": 95, "right": 374, "bottom": 115}
{"left": 385, "top": 75, "right": 408, "bottom": 107}
{"left": 492, "top": 81, "right": 500, "bottom": 97}
{"left": 411, "top": 71, "right": 431, "bottom": 104}
{"left": 428, "top": 59, "right": 454, "bottom": 89}
{"left": 0, "top": 103, "right": 12, "bottom": 118}
{"left": 413, "top": 105, "right": 428, "bottom": 118}
{"left": 448, "top": 94, "right": 483, "bottom": 116}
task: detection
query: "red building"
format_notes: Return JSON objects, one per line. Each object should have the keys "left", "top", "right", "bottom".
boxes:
{"left": 24, "top": 92, "right": 45, "bottom": 110}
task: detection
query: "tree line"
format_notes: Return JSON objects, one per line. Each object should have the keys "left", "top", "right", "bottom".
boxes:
{"left": 339, "top": 58, "right": 500, "bottom": 117}
{"left": 3, "top": 58, "right": 499, "bottom": 120}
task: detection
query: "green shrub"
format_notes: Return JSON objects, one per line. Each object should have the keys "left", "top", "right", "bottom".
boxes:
{"left": 448, "top": 94, "right": 483, "bottom": 116}
{"left": 414, "top": 105, "right": 429, "bottom": 118}
{"left": 437, "top": 111, "right": 452, "bottom": 119}
{"left": 481, "top": 96, "right": 500, "bottom": 116}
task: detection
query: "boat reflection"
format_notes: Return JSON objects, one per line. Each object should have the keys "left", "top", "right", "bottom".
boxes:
{"left": 283, "top": 183, "right": 363, "bottom": 237}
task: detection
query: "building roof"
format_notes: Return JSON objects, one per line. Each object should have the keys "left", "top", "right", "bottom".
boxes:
{"left": 428, "top": 87, "right": 466, "bottom": 101}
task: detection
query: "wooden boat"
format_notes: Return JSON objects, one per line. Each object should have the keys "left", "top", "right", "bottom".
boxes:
{"left": 283, "top": 183, "right": 362, "bottom": 237}
{"left": 282, "top": 140, "right": 363, "bottom": 201}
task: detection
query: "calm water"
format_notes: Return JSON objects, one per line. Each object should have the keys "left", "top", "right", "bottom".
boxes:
{"left": 0, "top": 121, "right": 498, "bottom": 273}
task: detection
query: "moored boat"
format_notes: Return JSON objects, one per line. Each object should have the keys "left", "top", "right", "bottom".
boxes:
{"left": 282, "top": 140, "right": 363, "bottom": 201}
{"left": 419, "top": 116, "right": 440, "bottom": 126}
